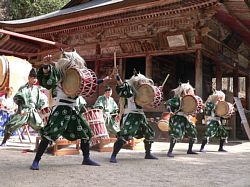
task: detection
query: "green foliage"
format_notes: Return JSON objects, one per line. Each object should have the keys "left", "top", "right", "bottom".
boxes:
{"left": 8, "top": 0, "right": 70, "bottom": 20}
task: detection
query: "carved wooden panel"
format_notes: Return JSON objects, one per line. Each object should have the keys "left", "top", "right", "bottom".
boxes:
{"left": 58, "top": 31, "right": 97, "bottom": 45}
{"left": 120, "top": 40, "right": 158, "bottom": 53}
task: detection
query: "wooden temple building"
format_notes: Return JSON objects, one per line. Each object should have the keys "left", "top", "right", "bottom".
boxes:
{"left": 0, "top": 0, "right": 250, "bottom": 140}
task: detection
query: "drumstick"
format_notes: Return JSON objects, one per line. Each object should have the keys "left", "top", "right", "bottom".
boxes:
{"left": 83, "top": 105, "right": 88, "bottom": 113}
{"left": 161, "top": 74, "right": 170, "bottom": 88}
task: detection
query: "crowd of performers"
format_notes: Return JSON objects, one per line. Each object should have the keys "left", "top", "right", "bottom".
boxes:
{"left": 0, "top": 50, "right": 235, "bottom": 170}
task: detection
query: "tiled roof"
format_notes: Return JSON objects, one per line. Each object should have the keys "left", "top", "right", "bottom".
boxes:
{"left": 0, "top": 0, "right": 123, "bottom": 24}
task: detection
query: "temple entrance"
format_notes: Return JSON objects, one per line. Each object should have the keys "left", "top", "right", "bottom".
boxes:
{"left": 152, "top": 54, "right": 196, "bottom": 99}
{"left": 125, "top": 57, "right": 145, "bottom": 79}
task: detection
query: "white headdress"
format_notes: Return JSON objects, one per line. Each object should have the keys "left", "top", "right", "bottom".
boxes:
{"left": 127, "top": 73, "right": 154, "bottom": 90}
{"left": 172, "top": 82, "right": 195, "bottom": 97}
{"left": 206, "top": 89, "right": 225, "bottom": 104}
{"left": 55, "top": 49, "right": 87, "bottom": 78}
{"left": 60, "top": 49, "right": 87, "bottom": 69}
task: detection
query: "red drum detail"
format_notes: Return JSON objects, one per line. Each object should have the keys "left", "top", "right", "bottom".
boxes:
{"left": 151, "top": 86, "right": 164, "bottom": 108}
{"left": 83, "top": 109, "right": 109, "bottom": 146}
{"left": 62, "top": 68, "right": 97, "bottom": 97}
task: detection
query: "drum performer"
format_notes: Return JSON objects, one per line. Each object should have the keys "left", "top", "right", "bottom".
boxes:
{"left": 166, "top": 82, "right": 202, "bottom": 157}
{"left": 93, "top": 86, "right": 120, "bottom": 136}
{"left": 0, "top": 69, "right": 48, "bottom": 146}
{"left": 200, "top": 90, "right": 232, "bottom": 152}
{"left": 110, "top": 68, "right": 159, "bottom": 163}
{"left": 30, "top": 50, "right": 109, "bottom": 170}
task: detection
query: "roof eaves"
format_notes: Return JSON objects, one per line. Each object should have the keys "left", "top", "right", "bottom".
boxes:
{"left": 0, "top": 0, "right": 124, "bottom": 25}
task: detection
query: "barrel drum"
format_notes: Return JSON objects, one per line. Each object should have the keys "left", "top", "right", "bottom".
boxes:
{"left": 0, "top": 56, "right": 32, "bottom": 93}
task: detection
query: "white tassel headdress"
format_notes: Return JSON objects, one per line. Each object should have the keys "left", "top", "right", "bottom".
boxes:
{"left": 55, "top": 49, "right": 88, "bottom": 78}
{"left": 172, "top": 82, "right": 195, "bottom": 97}
{"left": 60, "top": 49, "right": 87, "bottom": 69}
{"left": 127, "top": 73, "right": 154, "bottom": 90}
{"left": 206, "top": 89, "right": 225, "bottom": 104}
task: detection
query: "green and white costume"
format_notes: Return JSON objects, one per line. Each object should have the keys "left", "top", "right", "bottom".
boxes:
{"left": 116, "top": 82, "right": 155, "bottom": 142}
{"left": 31, "top": 51, "right": 101, "bottom": 169}
{"left": 4, "top": 83, "right": 47, "bottom": 134}
{"left": 203, "top": 102, "right": 228, "bottom": 141}
{"left": 37, "top": 66, "right": 92, "bottom": 142}
{"left": 167, "top": 96, "right": 197, "bottom": 141}
{"left": 110, "top": 73, "right": 159, "bottom": 163}
{"left": 93, "top": 95, "right": 119, "bottom": 135}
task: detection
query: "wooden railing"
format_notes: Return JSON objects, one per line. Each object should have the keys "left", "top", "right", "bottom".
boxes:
{"left": 202, "top": 35, "right": 249, "bottom": 72}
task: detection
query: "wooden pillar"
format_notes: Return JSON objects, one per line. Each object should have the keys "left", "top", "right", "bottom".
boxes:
{"left": 94, "top": 60, "right": 100, "bottom": 77}
{"left": 145, "top": 55, "right": 153, "bottom": 79}
{"left": 95, "top": 60, "right": 100, "bottom": 96}
{"left": 95, "top": 43, "right": 101, "bottom": 77}
{"left": 216, "top": 61, "right": 222, "bottom": 90}
{"left": 120, "top": 58, "right": 127, "bottom": 80}
{"left": 195, "top": 49, "right": 203, "bottom": 97}
{"left": 247, "top": 65, "right": 250, "bottom": 110}
{"left": 233, "top": 64, "right": 239, "bottom": 97}
{"left": 95, "top": 43, "right": 101, "bottom": 95}
{"left": 232, "top": 63, "right": 239, "bottom": 140}
{"left": 118, "top": 58, "right": 124, "bottom": 80}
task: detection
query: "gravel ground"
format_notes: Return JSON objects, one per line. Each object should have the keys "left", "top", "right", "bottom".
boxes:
{"left": 0, "top": 137, "right": 250, "bottom": 187}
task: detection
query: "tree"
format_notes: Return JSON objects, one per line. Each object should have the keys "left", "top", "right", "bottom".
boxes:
{"left": 7, "top": 0, "right": 70, "bottom": 20}
{"left": 0, "top": 0, "right": 9, "bottom": 20}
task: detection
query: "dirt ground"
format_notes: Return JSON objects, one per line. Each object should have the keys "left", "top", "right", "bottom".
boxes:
{"left": 0, "top": 137, "right": 250, "bottom": 187}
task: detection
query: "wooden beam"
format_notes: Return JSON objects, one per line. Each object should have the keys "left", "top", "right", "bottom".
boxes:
{"left": 5, "top": 0, "right": 217, "bottom": 33}
{"left": 10, "top": 38, "right": 40, "bottom": 50}
{"left": 0, "top": 49, "right": 32, "bottom": 58}
{"left": 0, "top": 35, "right": 10, "bottom": 47}
{"left": 215, "top": 7, "right": 250, "bottom": 46}
{"left": 0, "top": 47, "right": 65, "bottom": 59}
{"left": 84, "top": 47, "right": 197, "bottom": 61}
{"left": 0, "top": 29, "right": 69, "bottom": 48}
{"left": 4, "top": 42, "right": 16, "bottom": 51}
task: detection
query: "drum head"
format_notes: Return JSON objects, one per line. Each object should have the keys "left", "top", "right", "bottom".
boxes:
{"left": 135, "top": 84, "right": 155, "bottom": 106}
{"left": 158, "top": 120, "right": 169, "bottom": 131}
{"left": 181, "top": 95, "right": 197, "bottom": 114}
{"left": 0, "top": 56, "right": 8, "bottom": 87}
{"left": 62, "top": 68, "right": 80, "bottom": 97}
{"left": 215, "top": 101, "right": 229, "bottom": 117}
